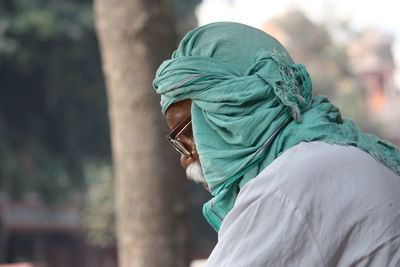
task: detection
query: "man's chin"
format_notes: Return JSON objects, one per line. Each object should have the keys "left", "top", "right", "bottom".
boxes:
{"left": 186, "top": 161, "right": 207, "bottom": 184}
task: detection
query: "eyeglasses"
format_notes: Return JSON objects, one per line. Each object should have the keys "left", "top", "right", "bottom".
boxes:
{"left": 166, "top": 116, "right": 192, "bottom": 157}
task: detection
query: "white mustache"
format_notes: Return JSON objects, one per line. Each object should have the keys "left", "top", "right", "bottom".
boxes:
{"left": 186, "top": 161, "right": 206, "bottom": 184}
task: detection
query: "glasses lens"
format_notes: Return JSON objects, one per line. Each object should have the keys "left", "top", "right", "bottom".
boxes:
{"left": 166, "top": 116, "right": 192, "bottom": 157}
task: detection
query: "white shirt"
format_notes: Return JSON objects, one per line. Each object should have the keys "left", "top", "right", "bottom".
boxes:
{"left": 205, "top": 142, "right": 400, "bottom": 267}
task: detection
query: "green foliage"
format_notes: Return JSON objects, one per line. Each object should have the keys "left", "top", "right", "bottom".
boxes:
{"left": 82, "top": 162, "right": 115, "bottom": 248}
{"left": 0, "top": 0, "right": 110, "bottom": 203}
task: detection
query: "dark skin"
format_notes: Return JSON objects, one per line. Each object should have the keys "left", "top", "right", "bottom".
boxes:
{"left": 165, "top": 99, "right": 209, "bottom": 191}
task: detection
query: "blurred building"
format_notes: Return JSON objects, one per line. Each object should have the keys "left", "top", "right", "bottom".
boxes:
{"left": 0, "top": 193, "right": 117, "bottom": 267}
{"left": 347, "top": 29, "right": 400, "bottom": 143}
{"left": 347, "top": 29, "right": 398, "bottom": 112}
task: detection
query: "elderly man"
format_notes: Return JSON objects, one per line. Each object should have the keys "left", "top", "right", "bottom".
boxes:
{"left": 153, "top": 22, "right": 400, "bottom": 266}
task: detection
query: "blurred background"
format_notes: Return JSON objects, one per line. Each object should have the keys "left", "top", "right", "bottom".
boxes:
{"left": 0, "top": 0, "right": 399, "bottom": 266}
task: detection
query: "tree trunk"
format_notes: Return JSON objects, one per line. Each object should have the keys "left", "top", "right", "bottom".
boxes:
{"left": 94, "top": 1, "right": 189, "bottom": 267}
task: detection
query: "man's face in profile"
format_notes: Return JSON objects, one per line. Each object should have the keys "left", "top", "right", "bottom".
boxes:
{"left": 165, "top": 99, "right": 208, "bottom": 188}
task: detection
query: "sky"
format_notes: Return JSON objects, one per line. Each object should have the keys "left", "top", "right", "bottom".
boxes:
{"left": 196, "top": 0, "right": 400, "bottom": 86}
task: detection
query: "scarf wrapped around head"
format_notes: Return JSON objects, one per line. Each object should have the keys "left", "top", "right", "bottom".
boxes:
{"left": 153, "top": 22, "right": 400, "bottom": 231}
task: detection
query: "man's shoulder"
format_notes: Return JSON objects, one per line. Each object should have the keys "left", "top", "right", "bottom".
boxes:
{"left": 259, "top": 141, "right": 397, "bottom": 188}
{"left": 246, "top": 141, "right": 400, "bottom": 220}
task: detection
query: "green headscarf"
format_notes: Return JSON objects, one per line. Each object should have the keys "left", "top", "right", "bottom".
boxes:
{"left": 153, "top": 22, "right": 400, "bottom": 231}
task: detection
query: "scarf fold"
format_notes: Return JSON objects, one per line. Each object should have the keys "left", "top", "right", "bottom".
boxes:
{"left": 153, "top": 22, "right": 400, "bottom": 231}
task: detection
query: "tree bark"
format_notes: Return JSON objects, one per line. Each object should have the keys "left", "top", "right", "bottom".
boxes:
{"left": 94, "top": 1, "right": 189, "bottom": 266}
